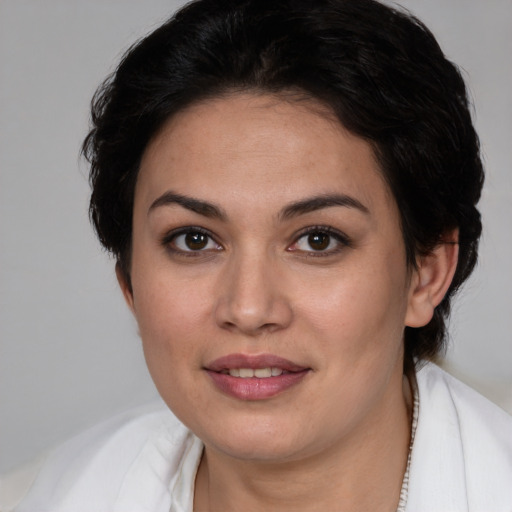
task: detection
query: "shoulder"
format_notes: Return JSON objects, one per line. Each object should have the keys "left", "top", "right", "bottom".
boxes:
{"left": 1, "top": 401, "right": 200, "bottom": 512}
{"left": 407, "top": 362, "right": 512, "bottom": 512}
{"left": 417, "top": 362, "right": 512, "bottom": 448}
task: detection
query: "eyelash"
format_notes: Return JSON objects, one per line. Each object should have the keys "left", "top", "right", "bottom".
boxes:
{"left": 161, "top": 225, "right": 351, "bottom": 258}
{"left": 289, "top": 225, "right": 352, "bottom": 257}
{"left": 161, "top": 226, "right": 221, "bottom": 258}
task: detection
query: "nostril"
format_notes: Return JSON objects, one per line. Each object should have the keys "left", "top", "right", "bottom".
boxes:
{"left": 213, "top": 278, "right": 293, "bottom": 334}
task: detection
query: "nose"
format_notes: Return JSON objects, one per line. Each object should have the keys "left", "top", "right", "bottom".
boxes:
{"left": 214, "top": 250, "right": 293, "bottom": 336}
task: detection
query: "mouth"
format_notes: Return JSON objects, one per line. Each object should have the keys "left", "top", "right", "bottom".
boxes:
{"left": 220, "top": 367, "right": 289, "bottom": 378}
{"left": 204, "top": 353, "right": 310, "bottom": 400}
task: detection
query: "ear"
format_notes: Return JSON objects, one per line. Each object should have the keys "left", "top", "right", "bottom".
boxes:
{"left": 405, "top": 230, "right": 459, "bottom": 328}
{"left": 116, "top": 262, "right": 135, "bottom": 314}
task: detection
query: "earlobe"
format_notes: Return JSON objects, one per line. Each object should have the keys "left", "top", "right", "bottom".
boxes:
{"left": 115, "top": 262, "right": 135, "bottom": 314}
{"left": 405, "top": 230, "right": 459, "bottom": 328}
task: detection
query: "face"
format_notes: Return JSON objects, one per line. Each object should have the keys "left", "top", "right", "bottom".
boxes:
{"left": 123, "top": 93, "right": 418, "bottom": 463}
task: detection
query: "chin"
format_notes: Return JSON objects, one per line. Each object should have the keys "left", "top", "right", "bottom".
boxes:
{"left": 211, "top": 434, "right": 308, "bottom": 463}
{"left": 196, "top": 412, "right": 323, "bottom": 463}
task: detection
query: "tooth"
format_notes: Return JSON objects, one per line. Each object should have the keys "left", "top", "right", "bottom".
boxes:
{"left": 254, "top": 368, "right": 272, "bottom": 378}
{"left": 226, "top": 367, "right": 284, "bottom": 378}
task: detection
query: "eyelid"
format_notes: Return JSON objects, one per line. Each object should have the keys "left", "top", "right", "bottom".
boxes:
{"left": 288, "top": 225, "right": 352, "bottom": 255}
{"left": 160, "top": 224, "right": 350, "bottom": 257}
{"left": 161, "top": 226, "right": 223, "bottom": 254}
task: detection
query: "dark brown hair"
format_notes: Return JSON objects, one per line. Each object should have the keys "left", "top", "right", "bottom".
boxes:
{"left": 83, "top": 0, "right": 484, "bottom": 367}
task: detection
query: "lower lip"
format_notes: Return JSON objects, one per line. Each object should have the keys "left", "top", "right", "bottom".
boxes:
{"left": 206, "top": 370, "right": 310, "bottom": 400}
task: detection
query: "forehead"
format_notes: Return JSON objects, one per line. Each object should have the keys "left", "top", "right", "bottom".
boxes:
{"left": 137, "top": 93, "right": 394, "bottom": 217}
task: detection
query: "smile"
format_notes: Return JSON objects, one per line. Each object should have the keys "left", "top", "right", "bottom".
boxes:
{"left": 205, "top": 354, "right": 310, "bottom": 400}
{"left": 221, "top": 367, "right": 285, "bottom": 378}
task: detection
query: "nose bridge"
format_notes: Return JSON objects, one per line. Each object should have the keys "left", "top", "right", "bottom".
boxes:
{"left": 215, "top": 244, "right": 292, "bottom": 334}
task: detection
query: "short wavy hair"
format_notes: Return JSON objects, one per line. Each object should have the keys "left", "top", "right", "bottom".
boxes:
{"left": 83, "top": 0, "right": 484, "bottom": 368}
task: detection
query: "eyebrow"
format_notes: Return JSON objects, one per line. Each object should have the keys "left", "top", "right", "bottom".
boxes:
{"left": 279, "top": 194, "right": 370, "bottom": 220}
{"left": 148, "top": 191, "right": 369, "bottom": 221}
{"left": 148, "top": 191, "right": 227, "bottom": 220}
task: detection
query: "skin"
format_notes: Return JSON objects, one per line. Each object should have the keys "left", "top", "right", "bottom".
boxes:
{"left": 118, "top": 93, "right": 458, "bottom": 511}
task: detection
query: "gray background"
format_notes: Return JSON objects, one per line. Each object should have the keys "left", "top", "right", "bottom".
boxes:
{"left": 1, "top": 0, "right": 511, "bottom": 473}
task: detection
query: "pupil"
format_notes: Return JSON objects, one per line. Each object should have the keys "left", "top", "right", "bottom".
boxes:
{"left": 185, "top": 232, "right": 208, "bottom": 250}
{"left": 308, "top": 232, "right": 330, "bottom": 251}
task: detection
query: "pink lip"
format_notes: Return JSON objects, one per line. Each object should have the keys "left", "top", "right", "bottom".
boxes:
{"left": 205, "top": 353, "right": 310, "bottom": 401}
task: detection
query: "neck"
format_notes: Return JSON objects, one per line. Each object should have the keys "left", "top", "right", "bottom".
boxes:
{"left": 194, "top": 369, "right": 412, "bottom": 512}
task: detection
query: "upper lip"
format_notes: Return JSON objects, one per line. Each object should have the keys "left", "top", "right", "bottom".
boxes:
{"left": 205, "top": 353, "right": 308, "bottom": 373}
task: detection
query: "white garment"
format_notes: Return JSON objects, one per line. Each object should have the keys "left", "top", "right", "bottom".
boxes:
{"left": 2, "top": 363, "right": 512, "bottom": 512}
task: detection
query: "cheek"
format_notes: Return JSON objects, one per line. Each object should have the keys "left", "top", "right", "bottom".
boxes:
{"left": 295, "top": 258, "right": 409, "bottom": 359}
{"left": 136, "top": 286, "right": 206, "bottom": 337}
{"left": 130, "top": 266, "right": 215, "bottom": 376}
{"left": 132, "top": 279, "right": 214, "bottom": 416}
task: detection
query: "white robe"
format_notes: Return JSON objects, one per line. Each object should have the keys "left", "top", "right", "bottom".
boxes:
{"left": 2, "top": 363, "right": 512, "bottom": 512}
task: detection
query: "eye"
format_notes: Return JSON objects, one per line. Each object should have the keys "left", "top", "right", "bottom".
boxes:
{"left": 288, "top": 227, "right": 350, "bottom": 255}
{"left": 164, "top": 228, "right": 222, "bottom": 254}
{"left": 301, "top": 232, "right": 332, "bottom": 251}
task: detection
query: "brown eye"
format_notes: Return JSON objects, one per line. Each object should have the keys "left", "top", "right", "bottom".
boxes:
{"left": 185, "top": 232, "right": 208, "bottom": 250}
{"left": 169, "top": 230, "right": 221, "bottom": 253}
{"left": 307, "top": 232, "right": 330, "bottom": 251}
{"left": 289, "top": 227, "right": 350, "bottom": 256}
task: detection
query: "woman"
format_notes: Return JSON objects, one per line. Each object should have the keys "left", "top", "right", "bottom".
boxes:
{"left": 6, "top": 0, "right": 512, "bottom": 510}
